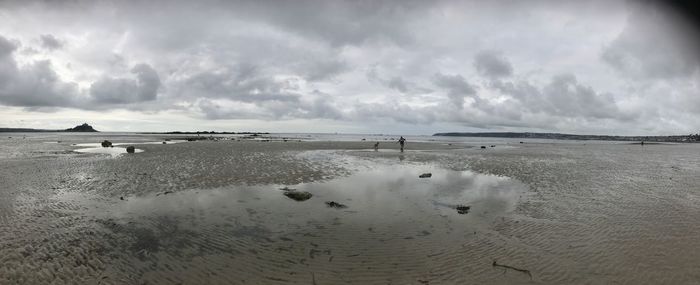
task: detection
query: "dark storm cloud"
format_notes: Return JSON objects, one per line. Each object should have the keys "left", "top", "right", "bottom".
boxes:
{"left": 39, "top": 34, "right": 63, "bottom": 50}
{"left": 474, "top": 50, "right": 513, "bottom": 78}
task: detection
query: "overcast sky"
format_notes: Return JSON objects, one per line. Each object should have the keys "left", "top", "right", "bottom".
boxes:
{"left": 0, "top": 0, "right": 698, "bottom": 135}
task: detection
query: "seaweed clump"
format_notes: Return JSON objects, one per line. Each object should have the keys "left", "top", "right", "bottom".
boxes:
{"left": 455, "top": 205, "right": 470, "bottom": 214}
{"left": 325, "top": 201, "right": 347, "bottom": 209}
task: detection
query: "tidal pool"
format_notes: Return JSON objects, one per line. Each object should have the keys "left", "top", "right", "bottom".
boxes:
{"left": 73, "top": 146, "right": 144, "bottom": 156}
{"left": 51, "top": 160, "right": 529, "bottom": 284}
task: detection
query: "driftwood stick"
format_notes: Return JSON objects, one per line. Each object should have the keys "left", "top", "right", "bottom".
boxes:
{"left": 493, "top": 260, "right": 533, "bottom": 280}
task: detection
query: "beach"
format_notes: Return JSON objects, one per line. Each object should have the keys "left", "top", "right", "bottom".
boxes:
{"left": 1, "top": 134, "right": 700, "bottom": 284}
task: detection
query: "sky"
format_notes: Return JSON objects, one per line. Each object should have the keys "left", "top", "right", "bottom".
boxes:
{"left": 0, "top": 0, "right": 698, "bottom": 135}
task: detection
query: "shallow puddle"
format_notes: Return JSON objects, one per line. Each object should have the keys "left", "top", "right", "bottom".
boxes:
{"left": 101, "top": 163, "right": 525, "bottom": 222}
{"left": 50, "top": 158, "right": 528, "bottom": 283}
{"left": 73, "top": 146, "right": 144, "bottom": 156}
{"left": 73, "top": 140, "right": 185, "bottom": 147}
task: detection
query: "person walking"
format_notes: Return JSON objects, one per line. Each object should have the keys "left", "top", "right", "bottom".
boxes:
{"left": 398, "top": 136, "right": 406, "bottom": 152}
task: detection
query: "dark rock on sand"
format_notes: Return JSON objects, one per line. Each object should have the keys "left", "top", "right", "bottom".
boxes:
{"left": 101, "top": 140, "right": 112, "bottom": 147}
{"left": 284, "top": 191, "right": 312, "bottom": 201}
{"left": 480, "top": 146, "right": 486, "bottom": 149}
{"left": 325, "top": 201, "right": 347, "bottom": 209}
{"left": 126, "top": 146, "right": 135, "bottom": 153}
{"left": 455, "top": 205, "right": 470, "bottom": 214}
{"left": 419, "top": 173, "right": 432, "bottom": 178}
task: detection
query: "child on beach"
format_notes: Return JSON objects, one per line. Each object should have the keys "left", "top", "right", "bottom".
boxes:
{"left": 398, "top": 136, "right": 406, "bottom": 152}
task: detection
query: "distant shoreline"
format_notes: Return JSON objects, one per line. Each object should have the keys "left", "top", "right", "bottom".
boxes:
{"left": 434, "top": 132, "right": 700, "bottom": 143}
{"left": 0, "top": 123, "right": 98, "bottom": 133}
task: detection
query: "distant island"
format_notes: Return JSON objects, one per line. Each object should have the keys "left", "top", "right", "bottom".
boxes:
{"left": 433, "top": 132, "right": 700, "bottom": 143}
{"left": 0, "top": 123, "right": 98, "bottom": 132}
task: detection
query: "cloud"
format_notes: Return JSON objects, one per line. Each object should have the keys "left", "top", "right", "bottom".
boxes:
{"left": 0, "top": 1, "right": 698, "bottom": 134}
{"left": 300, "top": 58, "right": 348, "bottom": 81}
{"left": 0, "top": 35, "right": 79, "bottom": 108}
{"left": 541, "top": 74, "right": 622, "bottom": 119}
{"left": 89, "top": 63, "right": 161, "bottom": 104}
{"left": 601, "top": 1, "right": 700, "bottom": 80}
{"left": 0, "top": 36, "right": 16, "bottom": 56}
{"left": 39, "top": 34, "right": 63, "bottom": 50}
{"left": 474, "top": 50, "right": 513, "bottom": 78}
{"left": 366, "top": 65, "right": 432, "bottom": 95}
{"left": 174, "top": 65, "right": 301, "bottom": 104}
{"left": 228, "top": 0, "right": 428, "bottom": 47}
{"left": 433, "top": 73, "right": 477, "bottom": 109}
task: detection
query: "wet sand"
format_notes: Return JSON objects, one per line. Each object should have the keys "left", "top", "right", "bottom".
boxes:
{"left": 1, "top": 134, "right": 700, "bottom": 284}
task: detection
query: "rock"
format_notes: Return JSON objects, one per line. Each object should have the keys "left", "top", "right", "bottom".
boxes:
{"left": 101, "top": 140, "right": 112, "bottom": 147}
{"left": 283, "top": 191, "right": 312, "bottom": 201}
{"left": 126, "top": 146, "right": 135, "bottom": 153}
{"left": 480, "top": 146, "right": 486, "bottom": 149}
{"left": 162, "top": 141, "right": 167, "bottom": 144}
{"left": 325, "top": 201, "right": 348, "bottom": 209}
{"left": 419, "top": 173, "right": 432, "bottom": 178}
{"left": 490, "top": 145, "right": 495, "bottom": 147}
{"left": 455, "top": 205, "right": 470, "bottom": 214}
{"left": 519, "top": 141, "right": 524, "bottom": 144}
{"left": 120, "top": 196, "right": 124, "bottom": 200}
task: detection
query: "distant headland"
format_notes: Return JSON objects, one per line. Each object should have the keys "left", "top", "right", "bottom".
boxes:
{"left": 0, "top": 123, "right": 99, "bottom": 133}
{"left": 433, "top": 132, "right": 700, "bottom": 143}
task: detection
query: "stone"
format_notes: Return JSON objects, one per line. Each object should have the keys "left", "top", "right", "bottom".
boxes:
{"left": 126, "top": 146, "right": 135, "bottom": 153}
{"left": 325, "top": 201, "right": 347, "bottom": 209}
{"left": 283, "top": 191, "right": 312, "bottom": 201}
{"left": 419, "top": 173, "right": 432, "bottom": 178}
{"left": 101, "top": 140, "right": 112, "bottom": 147}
